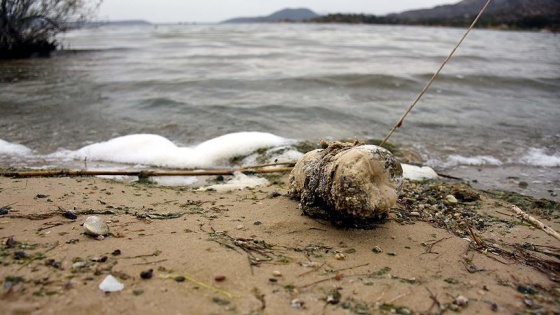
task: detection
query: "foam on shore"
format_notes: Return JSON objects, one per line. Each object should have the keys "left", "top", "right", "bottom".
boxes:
{"left": 1, "top": 135, "right": 557, "bottom": 190}
{"left": 0, "top": 139, "right": 33, "bottom": 156}
{"left": 52, "top": 132, "right": 293, "bottom": 169}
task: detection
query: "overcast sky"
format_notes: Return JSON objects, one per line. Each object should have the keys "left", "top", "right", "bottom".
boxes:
{"left": 97, "top": 0, "right": 461, "bottom": 23}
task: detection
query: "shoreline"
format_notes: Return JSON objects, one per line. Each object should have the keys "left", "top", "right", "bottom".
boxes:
{"left": 1, "top": 174, "right": 558, "bottom": 314}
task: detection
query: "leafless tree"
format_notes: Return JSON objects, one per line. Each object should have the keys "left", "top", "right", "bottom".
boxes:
{"left": 1, "top": 0, "right": 101, "bottom": 58}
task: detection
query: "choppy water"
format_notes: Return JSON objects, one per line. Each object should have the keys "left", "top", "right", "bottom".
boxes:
{"left": 0, "top": 24, "right": 559, "bottom": 199}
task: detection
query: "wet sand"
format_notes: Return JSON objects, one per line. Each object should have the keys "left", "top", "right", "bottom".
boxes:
{"left": 0, "top": 175, "right": 558, "bottom": 314}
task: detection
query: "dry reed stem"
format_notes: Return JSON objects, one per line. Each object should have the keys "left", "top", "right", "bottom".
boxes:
{"left": 510, "top": 205, "right": 560, "bottom": 241}
{"left": 1, "top": 166, "right": 293, "bottom": 178}
{"left": 380, "top": 0, "right": 493, "bottom": 146}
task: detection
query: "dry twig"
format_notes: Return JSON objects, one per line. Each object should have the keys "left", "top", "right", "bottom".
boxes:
{"left": 510, "top": 205, "right": 560, "bottom": 241}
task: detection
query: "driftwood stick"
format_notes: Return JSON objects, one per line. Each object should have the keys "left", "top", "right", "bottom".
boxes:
{"left": 510, "top": 205, "right": 560, "bottom": 241}
{"left": 1, "top": 167, "right": 294, "bottom": 178}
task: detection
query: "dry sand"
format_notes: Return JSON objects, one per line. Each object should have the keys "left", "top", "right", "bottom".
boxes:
{"left": 0, "top": 174, "right": 558, "bottom": 314}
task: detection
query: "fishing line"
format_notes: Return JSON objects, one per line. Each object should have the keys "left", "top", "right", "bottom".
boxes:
{"left": 380, "top": 0, "right": 493, "bottom": 147}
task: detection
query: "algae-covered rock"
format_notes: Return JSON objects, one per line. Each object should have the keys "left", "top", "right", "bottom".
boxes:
{"left": 288, "top": 141, "right": 403, "bottom": 227}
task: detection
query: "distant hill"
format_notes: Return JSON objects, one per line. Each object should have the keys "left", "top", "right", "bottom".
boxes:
{"left": 310, "top": 0, "right": 560, "bottom": 30}
{"left": 222, "top": 8, "right": 319, "bottom": 23}
{"left": 389, "top": 0, "right": 560, "bottom": 29}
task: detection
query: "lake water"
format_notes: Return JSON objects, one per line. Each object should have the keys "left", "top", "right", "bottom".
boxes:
{"left": 0, "top": 24, "right": 558, "bottom": 199}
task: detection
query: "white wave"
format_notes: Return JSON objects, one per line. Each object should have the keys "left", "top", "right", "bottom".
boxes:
{"left": 50, "top": 132, "right": 292, "bottom": 168}
{"left": 428, "top": 154, "right": 503, "bottom": 168}
{"left": 0, "top": 139, "right": 33, "bottom": 156}
{"left": 518, "top": 148, "right": 560, "bottom": 167}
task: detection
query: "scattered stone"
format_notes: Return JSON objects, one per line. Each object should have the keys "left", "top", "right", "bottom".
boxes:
{"left": 410, "top": 211, "right": 421, "bottom": 217}
{"left": 111, "top": 249, "right": 122, "bottom": 256}
{"left": 5, "top": 235, "right": 14, "bottom": 248}
{"left": 214, "top": 275, "right": 226, "bottom": 282}
{"left": 335, "top": 253, "right": 346, "bottom": 260}
{"left": 290, "top": 299, "right": 304, "bottom": 309}
{"left": 517, "top": 285, "right": 538, "bottom": 295}
{"left": 454, "top": 295, "right": 469, "bottom": 306}
{"left": 98, "top": 275, "right": 124, "bottom": 292}
{"left": 63, "top": 211, "right": 77, "bottom": 220}
{"left": 523, "top": 297, "right": 533, "bottom": 307}
{"left": 92, "top": 256, "right": 108, "bottom": 263}
{"left": 326, "top": 289, "right": 342, "bottom": 304}
{"left": 174, "top": 276, "right": 186, "bottom": 282}
{"left": 289, "top": 141, "right": 403, "bottom": 227}
{"left": 140, "top": 269, "right": 153, "bottom": 279}
{"left": 268, "top": 278, "right": 278, "bottom": 283}
{"left": 445, "top": 195, "right": 458, "bottom": 206}
{"left": 272, "top": 270, "right": 282, "bottom": 277}
{"left": 132, "top": 289, "right": 144, "bottom": 296}
{"left": 36, "top": 194, "right": 48, "bottom": 198}
{"left": 0, "top": 208, "right": 9, "bottom": 215}
{"left": 13, "top": 251, "right": 28, "bottom": 259}
{"left": 253, "top": 221, "right": 262, "bottom": 225}
{"left": 72, "top": 261, "right": 87, "bottom": 269}
{"left": 44, "top": 259, "right": 62, "bottom": 269}
{"left": 518, "top": 181, "right": 529, "bottom": 189}
{"left": 212, "top": 297, "right": 230, "bottom": 305}
{"left": 268, "top": 191, "right": 281, "bottom": 198}
{"left": 236, "top": 224, "right": 244, "bottom": 230}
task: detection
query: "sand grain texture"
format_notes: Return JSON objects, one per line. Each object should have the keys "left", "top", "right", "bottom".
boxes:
{"left": 0, "top": 176, "right": 558, "bottom": 314}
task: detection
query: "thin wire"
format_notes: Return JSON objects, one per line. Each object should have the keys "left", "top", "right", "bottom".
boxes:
{"left": 380, "top": 0, "right": 493, "bottom": 147}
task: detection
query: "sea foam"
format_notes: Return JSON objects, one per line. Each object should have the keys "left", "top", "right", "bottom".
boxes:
{"left": 428, "top": 154, "right": 503, "bottom": 168}
{"left": 0, "top": 139, "right": 32, "bottom": 156}
{"left": 518, "top": 148, "right": 560, "bottom": 167}
{"left": 54, "top": 132, "right": 292, "bottom": 169}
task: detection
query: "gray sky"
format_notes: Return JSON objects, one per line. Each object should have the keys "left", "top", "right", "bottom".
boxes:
{"left": 97, "top": 0, "right": 460, "bottom": 23}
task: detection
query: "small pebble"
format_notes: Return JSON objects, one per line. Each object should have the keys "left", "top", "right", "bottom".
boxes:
{"left": 372, "top": 246, "right": 382, "bottom": 253}
{"left": 445, "top": 195, "right": 458, "bottom": 205}
{"left": 72, "top": 261, "right": 87, "bottom": 269}
{"left": 5, "top": 236, "right": 14, "bottom": 248}
{"left": 253, "top": 221, "right": 262, "bottom": 225}
{"left": 335, "top": 253, "right": 346, "bottom": 260}
{"left": 174, "top": 276, "right": 186, "bottom": 282}
{"left": 214, "top": 275, "right": 226, "bottom": 282}
{"left": 140, "top": 269, "right": 153, "bottom": 279}
{"left": 454, "top": 295, "right": 469, "bottom": 306}
{"left": 63, "top": 211, "right": 77, "bottom": 220}
{"left": 290, "top": 299, "right": 304, "bottom": 309}
{"left": 410, "top": 211, "right": 420, "bottom": 217}
{"left": 268, "top": 278, "right": 278, "bottom": 283}
{"left": 111, "top": 249, "right": 122, "bottom": 256}
{"left": 272, "top": 270, "right": 282, "bottom": 277}
{"left": 236, "top": 224, "right": 244, "bottom": 230}
{"left": 0, "top": 208, "right": 9, "bottom": 215}
{"left": 36, "top": 194, "right": 48, "bottom": 198}
{"left": 13, "top": 251, "right": 28, "bottom": 259}
{"left": 92, "top": 256, "right": 108, "bottom": 263}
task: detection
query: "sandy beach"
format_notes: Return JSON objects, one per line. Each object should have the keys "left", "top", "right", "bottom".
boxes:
{"left": 0, "top": 174, "right": 558, "bottom": 314}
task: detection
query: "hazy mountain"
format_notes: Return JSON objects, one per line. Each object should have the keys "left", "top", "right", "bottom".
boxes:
{"left": 222, "top": 8, "right": 319, "bottom": 23}
{"left": 387, "top": 0, "right": 560, "bottom": 22}
{"left": 311, "top": 0, "right": 559, "bottom": 30}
